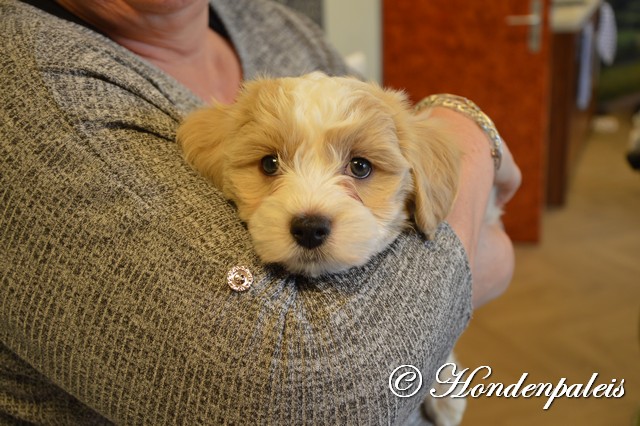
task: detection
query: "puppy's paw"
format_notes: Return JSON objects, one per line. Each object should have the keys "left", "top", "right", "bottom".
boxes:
{"left": 423, "top": 355, "right": 466, "bottom": 426}
{"left": 423, "top": 393, "right": 466, "bottom": 426}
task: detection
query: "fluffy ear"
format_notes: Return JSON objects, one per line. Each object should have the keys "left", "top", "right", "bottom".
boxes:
{"left": 400, "top": 113, "right": 461, "bottom": 237}
{"left": 363, "top": 86, "right": 461, "bottom": 236}
{"left": 176, "top": 103, "right": 235, "bottom": 190}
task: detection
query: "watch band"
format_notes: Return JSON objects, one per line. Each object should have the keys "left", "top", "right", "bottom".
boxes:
{"left": 415, "top": 94, "right": 504, "bottom": 171}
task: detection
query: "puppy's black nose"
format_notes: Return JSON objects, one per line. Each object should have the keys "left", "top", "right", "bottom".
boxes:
{"left": 290, "top": 215, "right": 331, "bottom": 249}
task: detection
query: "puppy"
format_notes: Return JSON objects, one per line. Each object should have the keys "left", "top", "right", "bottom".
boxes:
{"left": 177, "top": 72, "right": 460, "bottom": 275}
{"left": 177, "top": 72, "right": 466, "bottom": 425}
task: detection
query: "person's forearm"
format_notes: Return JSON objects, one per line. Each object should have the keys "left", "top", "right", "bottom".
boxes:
{"left": 422, "top": 106, "right": 514, "bottom": 308}
{"left": 422, "top": 107, "right": 494, "bottom": 263}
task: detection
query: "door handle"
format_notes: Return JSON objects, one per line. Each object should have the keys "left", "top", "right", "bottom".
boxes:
{"left": 506, "top": 14, "right": 541, "bottom": 26}
{"left": 506, "top": 0, "right": 543, "bottom": 53}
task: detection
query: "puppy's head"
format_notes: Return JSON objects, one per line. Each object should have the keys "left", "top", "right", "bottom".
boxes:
{"left": 177, "top": 72, "right": 460, "bottom": 276}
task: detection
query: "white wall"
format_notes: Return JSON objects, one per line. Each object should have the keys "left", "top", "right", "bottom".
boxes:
{"left": 322, "top": 0, "right": 381, "bottom": 83}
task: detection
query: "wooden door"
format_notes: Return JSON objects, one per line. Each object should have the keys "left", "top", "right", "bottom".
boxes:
{"left": 383, "top": 0, "right": 551, "bottom": 242}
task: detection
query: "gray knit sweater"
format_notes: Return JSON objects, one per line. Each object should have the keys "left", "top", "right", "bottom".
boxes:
{"left": 0, "top": 0, "right": 472, "bottom": 424}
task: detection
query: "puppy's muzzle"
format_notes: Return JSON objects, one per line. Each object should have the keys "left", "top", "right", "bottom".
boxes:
{"left": 290, "top": 215, "right": 332, "bottom": 249}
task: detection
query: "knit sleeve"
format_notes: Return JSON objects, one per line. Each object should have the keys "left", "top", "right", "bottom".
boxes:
{"left": 0, "top": 2, "right": 472, "bottom": 425}
{"left": 211, "top": 0, "right": 354, "bottom": 79}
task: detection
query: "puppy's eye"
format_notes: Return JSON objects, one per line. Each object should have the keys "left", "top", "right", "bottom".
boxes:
{"left": 347, "top": 157, "right": 372, "bottom": 179}
{"left": 261, "top": 155, "right": 279, "bottom": 176}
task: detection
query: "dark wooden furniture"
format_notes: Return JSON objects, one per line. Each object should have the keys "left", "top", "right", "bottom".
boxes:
{"left": 547, "top": 8, "right": 600, "bottom": 206}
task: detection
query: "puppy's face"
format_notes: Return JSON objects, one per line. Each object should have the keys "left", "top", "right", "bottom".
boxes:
{"left": 178, "top": 73, "right": 459, "bottom": 276}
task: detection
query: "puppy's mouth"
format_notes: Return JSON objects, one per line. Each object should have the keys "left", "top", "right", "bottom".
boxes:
{"left": 295, "top": 245, "right": 330, "bottom": 262}
{"left": 286, "top": 249, "right": 340, "bottom": 277}
{"left": 249, "top": 195, "right": 385, "bottom": 276}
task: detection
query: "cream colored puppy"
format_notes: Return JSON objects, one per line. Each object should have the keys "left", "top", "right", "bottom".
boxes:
{"left": 178, "top": 72, "right": 466, "bottom": 426}
{"left": 177, "top": 72, "right": 460, "bottom": 277}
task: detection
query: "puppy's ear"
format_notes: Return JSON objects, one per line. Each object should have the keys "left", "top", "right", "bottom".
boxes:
{"left": 402, "top": 115, "right": 460, "bottom": 236}
{"left": 380, "top": 90, "right": 461, "bottom": 237}
{"left": 176, "top": 102, "right": 235, "bottom": 190}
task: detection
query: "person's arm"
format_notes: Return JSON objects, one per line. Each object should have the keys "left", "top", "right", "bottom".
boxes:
{"left": 0, "top": 102, "right": 470, "bottom": 425}
{"left": 422, "top": 107, "right": 521, "bottom": 308}
{"left": 1, "top": 4, "right": 471, "bottom": 424}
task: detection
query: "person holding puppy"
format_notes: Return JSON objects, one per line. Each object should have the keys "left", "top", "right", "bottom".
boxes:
{"left": 0, "top": 0, "right": 521, "bottom": 424}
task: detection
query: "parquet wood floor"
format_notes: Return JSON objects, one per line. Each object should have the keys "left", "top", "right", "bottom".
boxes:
{"left": 456, "top": 112, "right": 640, "bottom": 426}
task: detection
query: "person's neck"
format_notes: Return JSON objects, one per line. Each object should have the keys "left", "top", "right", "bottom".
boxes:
{"left": 56, "top": 0, "right": 241, "bottom": 103}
